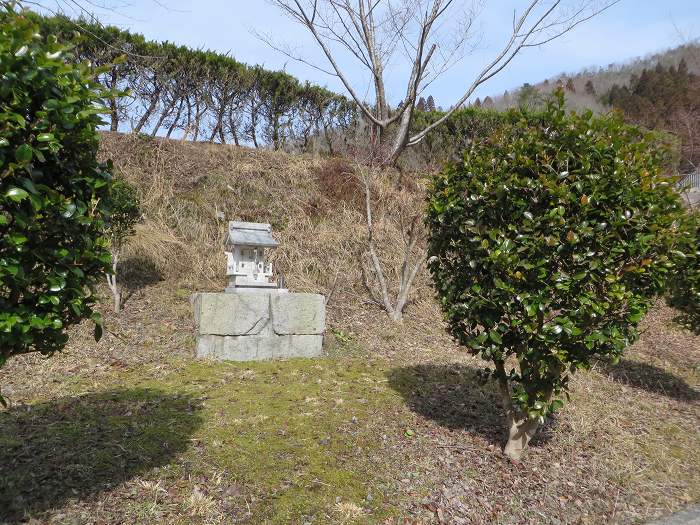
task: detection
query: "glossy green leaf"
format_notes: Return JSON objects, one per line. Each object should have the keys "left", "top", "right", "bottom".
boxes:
{"left": 426, "top": 90, "right": 688, "bottom": 419}
{"left": 5, "top": 187, "right": 29, "bottom": 202}
{"left": 15, "top": 144, "right": 33, "bottom": 163}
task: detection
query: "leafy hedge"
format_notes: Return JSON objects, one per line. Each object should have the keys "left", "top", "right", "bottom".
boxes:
{"left": 29, "top": 12, "right": 355, "bottom": 150}
{"left": 405, "top": 107, "right": 506, "bottom": 169}
{"left": 0, "top": 6, "right": 112, "bottom": 375}
{"left": 426, "top": 92, "right": 688, "bottom": 456}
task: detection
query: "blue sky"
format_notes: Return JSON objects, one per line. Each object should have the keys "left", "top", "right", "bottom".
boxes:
{"left": 53, "top": 0, "right": 700, "bottom": 107}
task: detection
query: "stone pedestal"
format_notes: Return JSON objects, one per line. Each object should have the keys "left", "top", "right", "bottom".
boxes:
{"left": 193, "top": 292, "right": 325, "bottom": 361}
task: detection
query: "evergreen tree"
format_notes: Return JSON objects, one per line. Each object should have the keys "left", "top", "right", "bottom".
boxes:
{"left": 584, "top": 80, "right": 595, "bottom": 95}
{"left": 603, "top": 60, "right": 700, "bottom": 171}
{"left": 426, "top": 95, "right": 436, "bottom": 112}
{"left": 517, "top": 83, "right": 541, "bottom": 110}
{"left": 0, "top": 6, "right": 114, "bottom": 380}
{"left": 416, "top": 96, "right": 427, "bottom": 111}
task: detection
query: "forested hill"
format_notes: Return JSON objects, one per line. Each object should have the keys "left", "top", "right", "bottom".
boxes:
{"left": 485, "top": 41, "right": 700, "bottom": 114}
{"left": 481, "top": 41, "right": 700, "bottom": 174}
{"left": 31, "top": 13, "right": 355, "bottom": 152}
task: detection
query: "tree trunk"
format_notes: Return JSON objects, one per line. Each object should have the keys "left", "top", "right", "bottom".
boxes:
{"left": 134, "top": 86, "right": 161, "bottom": 134}
{"left": 494, "top": 360, "right": 550, "bottom": 461}
{"left": 166, "top": 99, "right": 184, "bottom": 139}
{"left": 182, "top": 97, "right": 193, "bottom": 140}
{"left": 106, "top": 252, "right": 121, "bottom": 313}
{"left": 272, "top": 115, "right": 280, "bottom": 150}
{"left": 113, "top": 287, "right": 121, "bottom": 313}
{"left": 192, "top": 99, "right": 204, "bottom": 142}
{"left": 389, "top": 309, "right": 403, "bottom": 322}
{"left": 361, "top": 171, "right": 425, "bottom": 322}
{"left": 323, "top": 124, "right": 334, "bottom": 156}
{"left": 503, "top": 413, "right": 541, "bottom": 461}
{"left": 151, "top": 98, "right": 177, "bottom": 137}
{"left": 248, "top": 99, "right": 261, "bottom": 148}
{"left": 109, "top": 68, "right": 119, "bottom": 132}
{"left": 388, "top": 105, "right": 413, "bottom": 165}
{"left": 106, "top": 273, "right": 121, "bottom": 313}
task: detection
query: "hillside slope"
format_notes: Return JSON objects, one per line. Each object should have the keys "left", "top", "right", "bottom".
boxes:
{"left": 97, "top": 132, "right": 434, "bottom": 333}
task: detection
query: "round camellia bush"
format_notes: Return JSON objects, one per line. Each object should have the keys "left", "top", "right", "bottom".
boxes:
{"left": 426, "top": 92, "right": 688, "bottom": 460}
{"left": 0, "top": 6, "right": 113, "bottom": 387}
{"left": 667, "top": 212, "right": 700, "bottom": 332}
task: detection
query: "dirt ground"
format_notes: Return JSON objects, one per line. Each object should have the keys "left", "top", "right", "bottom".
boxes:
{"left": 1, "top": 280, "right": 697, "bottom": 525}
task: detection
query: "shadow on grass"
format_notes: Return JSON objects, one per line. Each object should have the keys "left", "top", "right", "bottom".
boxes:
{"left": 120, "top": 255, "right": 164, "bottom": 306}
{"left": 600, "top": 359, "right": 699, "bottom": 401}
{"left": 387, "top": 364, "right": 556, "bottom": 448}
{"left": 666, "top": 298, "right": 700, "bottom": 336}
{"left": 0, "top": 388, "right": 203, "bottom": 522}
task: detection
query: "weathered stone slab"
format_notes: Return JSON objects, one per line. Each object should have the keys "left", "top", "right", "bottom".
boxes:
{"left": 196, "top": 334, "right": 322, "bottom": 361}
{"left": 194, "top": 293, "right": 271, "bottom": 336}
{"left": 193, "top": 291, "right": 325, "bottom": 362}
{"left": 287, "top": 334, "right": 323, "bottom": 358}
{"left": 271, "top": 293, "right": 325, "bottom": 335}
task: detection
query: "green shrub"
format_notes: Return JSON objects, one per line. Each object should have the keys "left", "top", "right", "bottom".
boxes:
{"left": 104, "top": 179, "right": 141, "bottom": 312}
{"left": 405, "top": 107, "right": 505, "bottom": 170}
{"left": 0, "top": 7, "right": 113, "bottom": 383}
{"left": 426, "top": 93, "right": 687, "bottom": 460}
{"left": 667, "top": 213, "right": 700, "bottom": 332}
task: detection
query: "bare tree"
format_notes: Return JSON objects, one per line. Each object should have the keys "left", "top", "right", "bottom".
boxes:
{"left": 360, "top": 165, "right": 426, "bottom": 321}
{"left": 346, "top": 136, "right": 427, "bottom": 321}
{"left": 259, "top": 0, "right": 620, "bottom": 322}
{"left": 263, "top": 0, "right": 621, "bottom": 164}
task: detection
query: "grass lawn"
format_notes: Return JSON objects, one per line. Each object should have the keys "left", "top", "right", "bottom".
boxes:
{"left": 0, "top": 284, "right": 698, "bottom": 524}
{"left": 1, "top": 357, "right": 410, "bottom": 523}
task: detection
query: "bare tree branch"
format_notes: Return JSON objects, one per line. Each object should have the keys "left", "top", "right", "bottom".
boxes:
{"left": 265, "top": 0, "right": 621, "bottom": 163}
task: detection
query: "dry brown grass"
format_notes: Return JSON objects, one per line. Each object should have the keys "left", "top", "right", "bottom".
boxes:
{"left": 98, "top": 132, "right": 432, "bottom": 328}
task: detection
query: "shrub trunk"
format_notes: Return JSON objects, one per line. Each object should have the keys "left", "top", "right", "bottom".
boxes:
{"left": 503, "top": 414, "right": 541, "bottom": 461}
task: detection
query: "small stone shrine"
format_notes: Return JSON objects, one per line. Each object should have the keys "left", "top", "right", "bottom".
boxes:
{"left": 193, "top": 221, "right": 325, "bottom": 361}
{"left": 224, "top": 221, "right": 283, "bottom": 292}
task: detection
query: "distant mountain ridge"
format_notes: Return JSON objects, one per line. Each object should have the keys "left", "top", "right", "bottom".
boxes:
{"left": 486, "top": 40, "right": 700, "bottom": 113}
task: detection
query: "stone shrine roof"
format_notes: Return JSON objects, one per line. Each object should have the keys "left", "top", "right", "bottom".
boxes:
{"left": 226, "top": 221, "right": 279, "bottom": 248}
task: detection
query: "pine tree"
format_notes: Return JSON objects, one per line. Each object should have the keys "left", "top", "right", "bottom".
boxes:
{"left": 516, "top": 83, "right": 545, "bottom": 110}
{"left": 585, "top": 80, "right": 596, "bottom": 95}
{"left": 416, "top": 96, "right": 426, "bottom": 111}
{"left": 603, "top": 59, "right": 700, "bottom": 171}
{"left": 426, "top": 95, "right": 436, "bottom": 112}
{"left": 565, "top": 78, "right": 576, "bottom": 93}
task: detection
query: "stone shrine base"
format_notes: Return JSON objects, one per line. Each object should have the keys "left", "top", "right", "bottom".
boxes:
{"left": 193, "top": 292, "right": 325, "bottom": 361}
